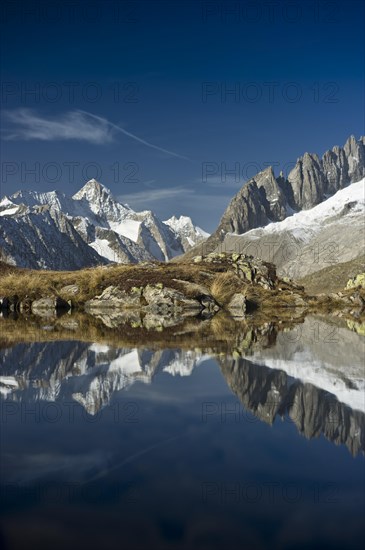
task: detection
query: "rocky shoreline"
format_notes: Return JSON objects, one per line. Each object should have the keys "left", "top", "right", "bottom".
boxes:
{"left": 1, "top": 253, "right": 364, "bottom": 323}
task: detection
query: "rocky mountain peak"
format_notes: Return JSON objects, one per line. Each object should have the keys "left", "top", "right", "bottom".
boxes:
{"left": 182, "top": 135, "right": 365, "bottom": 259}
{"left": 0, "top": 179, "right": 209, "bottom": 269}
{"left": 255, "top": 165, "right": 275, "bottom": 180}
{"left": 73, "top": 179, "right": 111, "bottom": 202}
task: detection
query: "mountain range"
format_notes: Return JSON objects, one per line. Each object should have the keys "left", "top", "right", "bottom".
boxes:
{"left": 183, "top": 134, "right": 365, "bottom": 280}
{"left": 0, "top": 179, "right": 208, "bottom": 270}
{"left": 0, "top": 135, "right": 364, "bottom": 275}
{"left": 207, "top": 134, "right": 365, "bottom": 246}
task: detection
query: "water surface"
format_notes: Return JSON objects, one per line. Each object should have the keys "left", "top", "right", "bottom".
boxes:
{"left": 0, "top": 313, "right": 364, "bottom": 549}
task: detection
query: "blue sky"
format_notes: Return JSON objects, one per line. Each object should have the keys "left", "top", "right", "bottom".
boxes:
{"left": 1, "top": 0, "right": 364, "bottom": 231}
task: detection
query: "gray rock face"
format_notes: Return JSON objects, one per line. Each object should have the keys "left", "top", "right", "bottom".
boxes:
{"left": 288, "top": 152, "right": 326, "bottom": 209}
{"left": 199, "top": 136, "right": 365, "bottom": 254}
{"left": 218, "top": 177, "right": 365, "bottom": 281}
{"left": 0, "top": 208, "right": 107, "bottom": 270}
{"left": 217, "top": 172, "right": 271, "bottom": 235}
{"left": 287, "top": 135, "right": 365, "bottom": 209}
{"left": 85, "top": 284, "right": 204, "bottom": 314}
{"left": 85, "top": 286, "right": 143, "bottom": 310}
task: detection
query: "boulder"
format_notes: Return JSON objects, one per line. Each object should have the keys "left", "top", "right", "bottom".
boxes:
{"left": 60, "top": 284, "right": 79, "bottom": 295}
{"left": 31, "top": 296, "right": 70, "bottom": 315}
{"left": 143, "top": 285, "right": 202, "bottom": 311}
{"left": 85, "top": 285, "right": 203, "bottom": 313}
{"left": 85, "top": 286, "right": 142, "bottom": 310}
{"left": 227, "top": 293, "right": 246, "bottom": 317}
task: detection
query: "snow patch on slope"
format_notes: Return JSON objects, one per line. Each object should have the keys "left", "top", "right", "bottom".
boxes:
{"left": 240, "top": 177, "right": 365, "bottom": 243}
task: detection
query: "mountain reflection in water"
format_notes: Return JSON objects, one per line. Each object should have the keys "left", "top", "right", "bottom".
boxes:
{"left": 1, "top": 313, "right": 364, "bottom": 455}
{"left": 0, "top": 312, "right": 364, "bottom": 550}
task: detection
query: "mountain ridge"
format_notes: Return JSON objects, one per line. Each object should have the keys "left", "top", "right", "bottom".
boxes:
{"left": 0, "top": 179, "right": 208, "bottom": 269}
{"left": 180, "top": 134, "right": 365, "bottom": 260}
{"left": 219, "top": 177, "right": 365, "bottom": 280}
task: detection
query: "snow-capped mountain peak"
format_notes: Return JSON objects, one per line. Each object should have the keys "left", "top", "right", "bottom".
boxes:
{"left": 164, "top": 215, "right": 210, "bottom": 249}
{"left": 73, "top": 178, "right": 112, "bottom": 202}
{"left": 72, "top": 179, "right": 132, "bottom": 222}
{"left": 0, "top": 180, "right": 209, "bottom": 269}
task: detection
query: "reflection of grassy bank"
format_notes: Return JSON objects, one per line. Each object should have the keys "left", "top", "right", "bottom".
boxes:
{"left": 0, "top": 310, "right": 307, "bottom": 353}
{"left": 1, "top": 308, "right": 363, "bottom": 356}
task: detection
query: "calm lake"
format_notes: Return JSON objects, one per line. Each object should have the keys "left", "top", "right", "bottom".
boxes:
{"left": 0, "top": 313, "right": 364, "bottom": 550}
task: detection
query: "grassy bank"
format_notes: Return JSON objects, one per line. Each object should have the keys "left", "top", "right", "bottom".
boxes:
{"left": 0, "top": 260, "right": 243, "bottom": 307}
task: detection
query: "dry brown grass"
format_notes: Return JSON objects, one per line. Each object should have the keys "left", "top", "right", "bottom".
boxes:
{"left": 0, "top": 261, "right": 233, "bottom": 307}
{"left": 209, "top": 271, "right": 244, "bottom": 305}
{"left": 0, "top": 265, "right": 129, "bottom": 304}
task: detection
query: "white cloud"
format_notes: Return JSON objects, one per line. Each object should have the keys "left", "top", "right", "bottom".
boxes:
{"left": 2, "top": 108, "right": 113, "bottom": 144}
{"left": 2, "top": 108, "right": 190, "bottom": 159}
{"left": 120, "top": 186, "right": 193, "bottom": 206}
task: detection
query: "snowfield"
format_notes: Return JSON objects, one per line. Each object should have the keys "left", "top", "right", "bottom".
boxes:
{"left": 240, "top": 177, "right": 365, "bottom": 243}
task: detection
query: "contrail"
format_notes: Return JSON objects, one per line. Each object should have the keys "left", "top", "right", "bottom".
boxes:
{"left": 80, "top": 433, "right": 187, "bottom": 485}
{"left": 78, "top": 110, "right": 191, "bottom": 161}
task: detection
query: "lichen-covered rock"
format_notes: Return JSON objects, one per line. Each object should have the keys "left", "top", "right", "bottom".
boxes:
{"left": 86, "top": 285, "right": 203, "bottom": 313}
{"left": 192, "top": 252, "right": 277, "bottom": 289}
{"left": 143, "top": 285, "right": 201, "bottom": 311}
{"left": 85, "top": 286, "right": 142, "bottom": 310}
{"left": 235, "top": 262, "right": 253, "bottom": 282}
{"left": 346, "top": 273, "right": 365, "bottom": 290}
